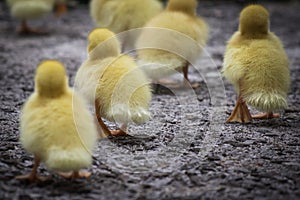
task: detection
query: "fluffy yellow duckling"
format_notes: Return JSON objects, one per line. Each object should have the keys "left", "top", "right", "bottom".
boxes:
{"left": 17, "top": 60, "right": 97, "bottom": 181}
{"left": 136, "top": 0, "right": 209, "bottom": 88}
{"left": 75, "top": 28, "right": 152, "bottom": 136}
{"left": 90, "top": 0, "right": 163, "bottom": 49}
{"left": 6, "top": 0, "right": 55, "bottom": 34}
{"left": 54, "top": 0, "right": 67, "bottom": 17}
{"left": 222, "top": 5, "right": 290, "bottom": 123}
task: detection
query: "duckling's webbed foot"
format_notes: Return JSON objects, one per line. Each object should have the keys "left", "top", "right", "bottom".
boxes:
{"left": 182, "top": 64, "right": 200, "bottom": 89}
{"left": 156, "top": 79, "right": 200, "bottom": 90}
{"left": 183, "top": 79, "right": 201, "bottom": 89}
{"left": 58, "top": 171, "right": 91, "bottom": 179}
{"left": 110, "top": 124, "right": 128, "bottom": 136}
{"left": 227, "top": 96, "right": 252, "bottom": 123}
{"left": 110, "top": 129, "right": 128, "bottom": 136}
{"left": 18, "top": 20, "right": 48, "bottom": 35}
{"left": 16, "top": 174, "right": 49, "bottom": 182}
{"left": 252, "top": 112, "right": 279, "bottom": 119}
{"left": 95, "top": 99, "right": 113, "bottom": 137}
{"left": 54, "top": 3, "right": 67, "bottom": 17}
{"left": 156, "top": 79, "right": 179, "bottom": 86}
{"left": 16, "top": 156, "right": 48, "bottom": 182}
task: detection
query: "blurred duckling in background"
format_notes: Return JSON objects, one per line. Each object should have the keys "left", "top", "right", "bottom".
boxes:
{"left": 222, "top": 5, "right": 290, "bottom": 123}
{"left": 6, "top": 0, "right": 55, "bottom": 34}
{"left": 17, "top": 60, "right": 97, "bottom": 181}
{"left": 90, "top": 0, "right": 163, "bottom": 50}
{"left": 75, "top": 28, "right": 152, "bottom": 136}
{"left": 136, "top": 0, "right": 209, "bottom": 88}
{"left": 54, "top": 0, "right": 67, "bottom": 17}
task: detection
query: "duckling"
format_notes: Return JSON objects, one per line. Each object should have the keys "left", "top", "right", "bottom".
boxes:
{"left": 54, "top": 0, "right": 67, "bottom": 17}
{"left": 17, "top": 60, "right": 97, "bottom": 181}
{"left": 6, "top": 0, "right": 55, "bottom": 34}
{"left": 89, "top": 0, "right": 163, "bottom": 50}
{"left": 75, "top": 28, "right": 152, "bottom": 136}
{"left": 136, "top": 0, "right": 209, "bottom": 88}
{"left": 222, "top": 5, "right": 290, "bottom": 123}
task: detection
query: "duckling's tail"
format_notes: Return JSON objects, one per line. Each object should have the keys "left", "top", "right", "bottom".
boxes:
{"left": 245, "top": 92, "right": 288, "bottom": 112}
{"left": 45, "top": 147, "right": 92, "bottom": 172}
{"left": 131, "top": 107, "right": 151, "bottom": 124}
{"left": 108, "top": 104, "right": 151, "bottom": 124}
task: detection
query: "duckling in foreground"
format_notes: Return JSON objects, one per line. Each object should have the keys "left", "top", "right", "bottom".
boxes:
{"left": 6, "top": 0, "right": 54, "bottom": 34}
{"left": 136, "top": 0, "right": 209, "bottom": 88}
{"left": 17, "top": 60, "right": 97, "bottom": 181}
{"left": 222, "top": 4, "right": 290, "bottom": 123}
{"left": 90, "top": 0, "right": 163, "bottom": 50}
{"left": 75, "top": 28, "right": 152, "bottom": 136}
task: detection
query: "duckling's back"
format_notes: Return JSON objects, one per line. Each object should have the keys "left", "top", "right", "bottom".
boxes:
{"left": 20, "top": 90, "right": 97, "bottom": 172}
{"left": 90, "top": 0, "right": 162, "bottom": 33}
{"left": 7, "top": 0, "right": 54, "bottom": 19}
{"left": 136, "top": 11, "right": 208, "bottom": 80}
{"left": 139, "top": 11, "right": 208, "bottom": 52}
{"left": 223, "top": 33, "right": 290, "bottom": 112}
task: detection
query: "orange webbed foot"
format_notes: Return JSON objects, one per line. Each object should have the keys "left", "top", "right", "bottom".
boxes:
{"left": 18, "top": 22, "right": 48, "bottom": 35}
{"left": 110, "top": 129, "right": 128, "bottom": 136}
{"left": 183, "top": 79, "right": 201, "bottom": 89}
{"left": 252, "top": 112, "right": 280, "bottom": 119}
{"left": 156, "top": 79, "right": 200, "bottom": 90}
{"left": 55, "top": 3, "right": 67, "bottom": 17}
{"left": 226, "top": 97, "right": 252, "bottom": 123}
{"left": 16, "top": 174, "right": 49, "bottom": 182}
{"left": 58, "top": 171, "right": 91, "bottom": 179}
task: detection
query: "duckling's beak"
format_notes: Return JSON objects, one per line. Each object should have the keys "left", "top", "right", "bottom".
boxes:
{"left": 54, "top": 3, "right": 67, "bottom": 17}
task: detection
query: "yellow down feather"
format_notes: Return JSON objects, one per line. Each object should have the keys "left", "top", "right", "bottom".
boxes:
{"left": 20, "top": 60, "right": 97, "bottom": 172}
{"left": 90, "top": 0, "right": 163, "bottom": 33}
{"left": 222, "top": 5, "right": 290, "bottom": 112}
{"left": 75, "top": 28, "right": 152, "bottom": 124}
{"left": 136, "top": 0, "right": 209, "bottom": 80}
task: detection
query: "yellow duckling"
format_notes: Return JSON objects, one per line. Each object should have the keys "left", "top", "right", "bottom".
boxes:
{"left": 75, "top": 28, "right": 152, "bottom": 136}
{"left": 222, "top": 5, "right": 290, "bottom": 123}
{"left": 17, "top": 60, "right": 97, "bottom": 181}
{"left": 6, "top": 0, "right": 55, "bottom": 34}
{"left": 89, "top": 0, "right": 163, "bottom": 49}
{"left": 136, "top": 0, "right": 209, "bottom": 88}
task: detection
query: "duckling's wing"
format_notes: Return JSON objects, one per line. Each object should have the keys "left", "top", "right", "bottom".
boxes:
{"left": 95, "top": 55, "right": 152, "bottom": 124}
{"left": 194, "top": 17, "right": 209, "bottom": 47}
{"left": 222, "top": 33, "right": 247, "bottom": 87}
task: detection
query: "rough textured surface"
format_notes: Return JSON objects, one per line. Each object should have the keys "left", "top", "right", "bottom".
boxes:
{"left": 0, "top": 1, "right": 300, "bottom": 199}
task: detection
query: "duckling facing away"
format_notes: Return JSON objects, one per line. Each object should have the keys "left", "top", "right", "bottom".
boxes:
{"left": 89, "top": 0, "right": 163, "bottom": 50}
{"left": 136, "top": 0, "right": 209, "bottom": 88}
{"left": 17, "top": 60, "right": 97, "bottom": 181}
{"left": 6, "top": 0, "right": 54, "bottom": 34}
{"left": 75, "top": 28, "right": 152, "bottom": 136}
{"left": 222, "top": 5, "right": 290, "bottom": 123}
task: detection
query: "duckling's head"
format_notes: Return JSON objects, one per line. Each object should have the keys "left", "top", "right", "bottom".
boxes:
{"left": 167, "top": 0, "right": 197, "bottom": 16}
{"left": 35, "top": 60, "right": 68, "bottom": 98}
{"left": 239, "top": 5, "right": 269, "bottom": 37}
{"left": 87, "top": 28, "right": 120, "bottom": 54}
